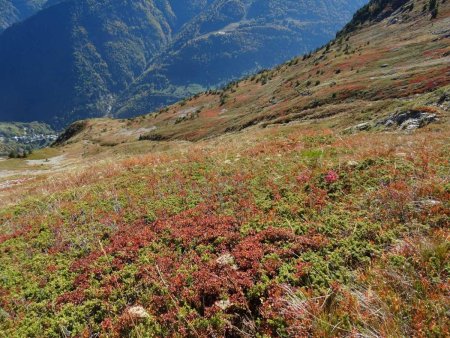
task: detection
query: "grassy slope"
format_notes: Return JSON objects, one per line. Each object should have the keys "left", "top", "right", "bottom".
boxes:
{"left": 0, "top": 0, "right": 449, "bottom": 337}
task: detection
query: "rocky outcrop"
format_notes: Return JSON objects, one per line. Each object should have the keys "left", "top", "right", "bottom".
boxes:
{"left": 377, "top": 109, "right": 438, "bottom": 131}
{"left": 345, "top": 107, "right": 440, "bottom": 134}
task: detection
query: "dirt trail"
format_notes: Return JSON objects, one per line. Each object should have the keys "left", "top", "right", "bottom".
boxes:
{"left": 0, "top": 155, "right": 72, "bottom": 203}
{"left": 26, "top": 155, "right": 66, "bottom": 167}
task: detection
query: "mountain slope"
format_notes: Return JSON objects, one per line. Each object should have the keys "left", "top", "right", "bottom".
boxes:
{"left": 114, "top": 0, "right": 368, "bottom": 117}
{"left": 0, "top": 0, "right": 367, "bottom": 127}
{"left": 0, "top": 1, "right": 449, "bottom": 337}
{"left": 0, "top": 0, "right": 213, "bottom": 128}
{"left": 63, "top": 0, "right": 449, "bottom": 145}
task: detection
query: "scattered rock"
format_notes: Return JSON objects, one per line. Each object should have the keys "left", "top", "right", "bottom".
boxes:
{"left": 345, "top": 108, "right": 439, "bottom": 135}
{"left": 414, "top": 199, "right": 442, "bottom": 210}
{"left": 354, "top": 122, "right": 371, "bottom": 131}
{"left": 401, "top": 119, "right": 422, "bottom": 131}
{"left": 215, "top": 299, "right": 232, "bottom": 310}
{"left": 269, "top": 98, "right": 279, "bottom": 105}
{"left": 216, "top": 253, "right": 238, "bottom": 270}
{"left": 298, "top": 90, "right": 312, "bottom": 97}
{"left": 128, "top": 306, "right": 150, "bottom": 319}
{"left": 383, "top": 119, "right": 395, "bottom": 127}
{"left": 347, "top": 160, "right": 359, "bottom": 167}
{"left": 436, "top": 93, "right": 449, "bottom": 111}
{"left": 388, "top": 17, "right": 399, "bottom": 25}
{"left": 344, "top": 122, "right": 372, "bottom": 133}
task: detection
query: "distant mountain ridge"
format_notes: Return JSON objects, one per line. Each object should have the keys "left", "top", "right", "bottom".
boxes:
{"left": 0, "top": 0, "right": 367, "bottom": 128}
{"left": 0, "top": 0, "right": 62, "bottom": 31}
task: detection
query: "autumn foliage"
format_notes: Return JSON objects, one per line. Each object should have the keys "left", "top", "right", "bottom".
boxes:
{"left": 0, "top": 125, "right": 448, "bottom": 337}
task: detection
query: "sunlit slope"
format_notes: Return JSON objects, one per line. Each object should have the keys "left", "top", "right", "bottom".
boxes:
{"left": 0, "top": 1, "right": 449, "bottom": 337}
{"left": 58, "top": 0, "right": 449, "bottom": 148}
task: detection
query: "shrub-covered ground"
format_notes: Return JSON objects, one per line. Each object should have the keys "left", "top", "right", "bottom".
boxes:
{"left": 0, "top": 1, "right": 448, "bottom": 336}
{"left": 0, "top": 126, "right": 448, "bottom": 337}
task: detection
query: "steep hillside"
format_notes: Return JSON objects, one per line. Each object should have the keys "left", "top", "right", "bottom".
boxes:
{"left": 0, "top": 0, "right": 206, "bottom": 128}
{"left": 114, "top": 0, "right": 367, "bottom": 117}
{"left": 0, "top": 0, "right": 367, "bottom": 127}
{"left": 63, "top": 0, "right": 449, "bottom": 146}
{"left": 0, "top": 0, "right": 448, "bottom": 337}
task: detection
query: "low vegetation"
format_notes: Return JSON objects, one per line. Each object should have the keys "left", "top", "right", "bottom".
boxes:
{"left": 0, "top": 0, "right": 448, "bottom": 337}
{"left": 0, "top": 126, "right": 448, "bottom": 337}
